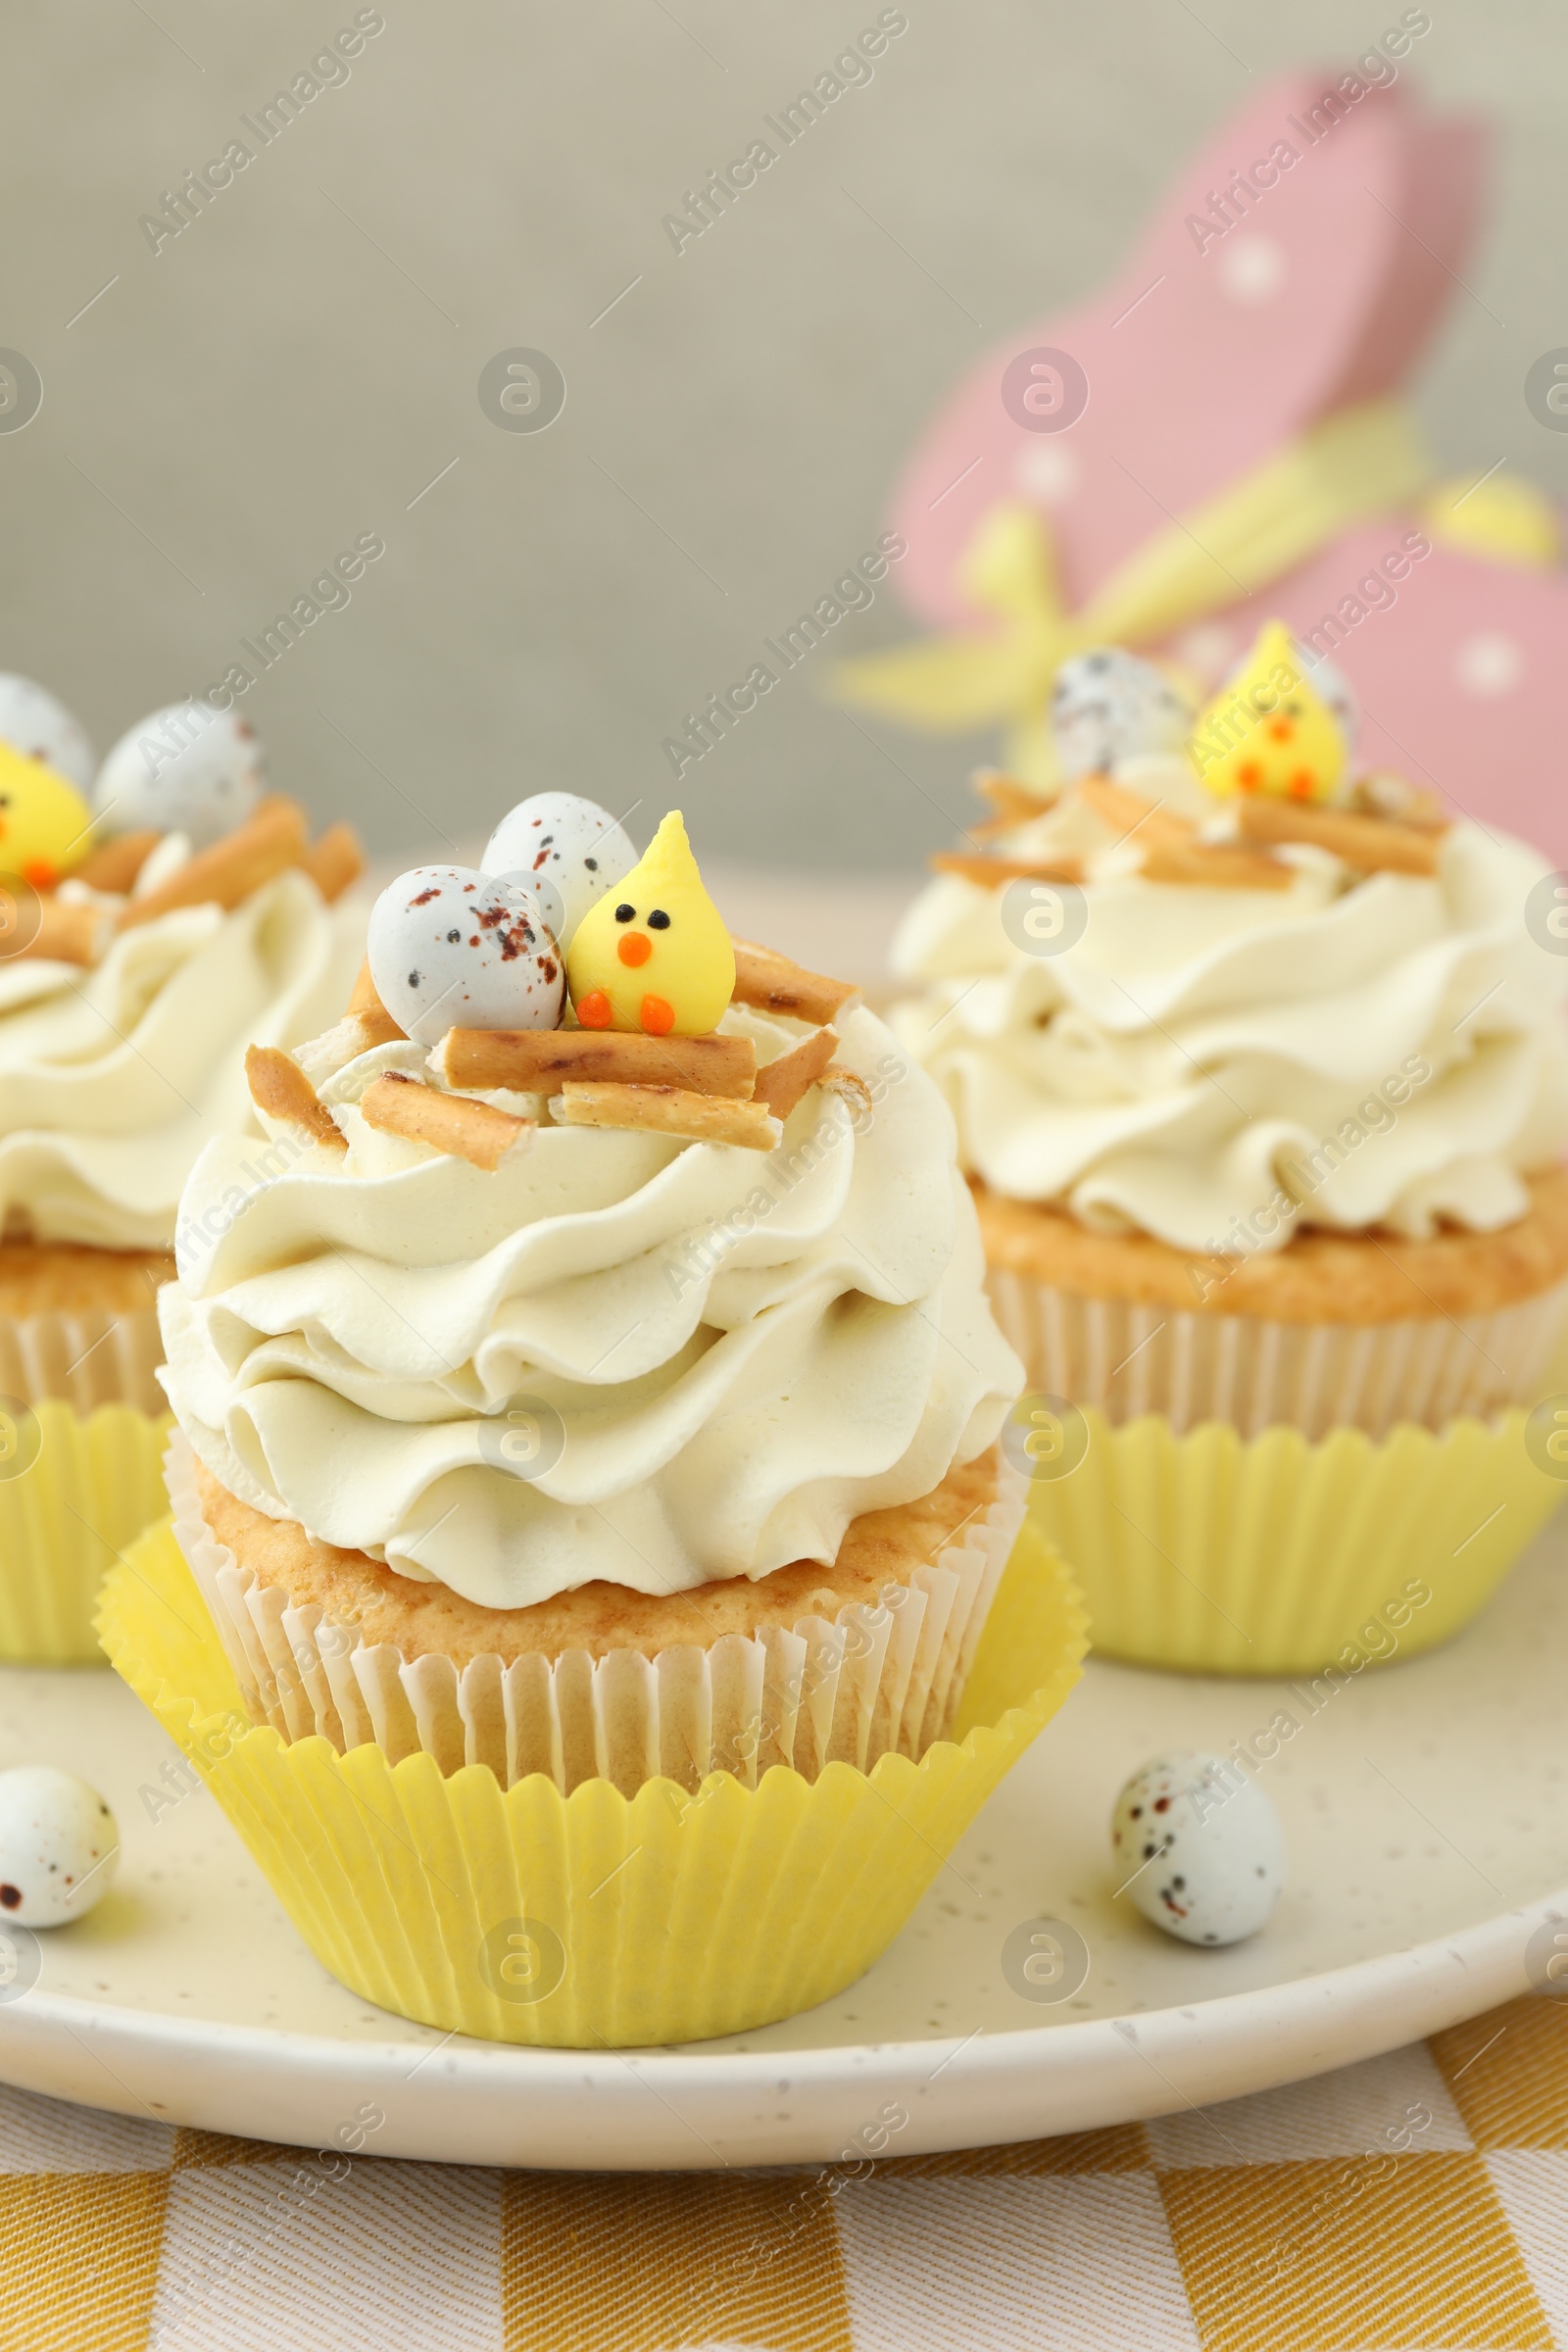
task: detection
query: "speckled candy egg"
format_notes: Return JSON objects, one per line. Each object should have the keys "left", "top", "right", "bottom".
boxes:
{"left": 1051, "top": 649, "right": 1192, "bottom": 780}
{"left": 0, "top": 1766, "right": 119, "bottom": 1928}
{"left": 368, "top": 865, "right": 564, "bottom": 1047}
{"left": 482, "top": 792, "right": 637, "bottom": 949}
{"left": 1111, "top": 1750, "right": 1285, "bottom": 1947}
{"left": 0, "top": 675, "right": 94, "bottom": 791}
{"left": 1298, "top": 647, "right": 1357, "bottom": 761}
{"left": 93, "top": 702, "right": 262, "bottom": 849}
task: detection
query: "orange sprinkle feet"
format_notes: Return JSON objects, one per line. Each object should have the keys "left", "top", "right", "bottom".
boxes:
{"left": 640, "top": 995, "right": 675, "bottom": 1036}
{"left": 576, "top": 990, "right": 613, "bottom": 1029}
{"left": 617, "top": 931, "right": 652, "bottom": 966}
{"left": 1288, "top": 770, "right": 1316, "bottom": 800}
{"left": 21, "top": 859, "right": 56, "bottom": 891}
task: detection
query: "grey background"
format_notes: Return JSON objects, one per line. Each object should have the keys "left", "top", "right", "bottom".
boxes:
{"left": 4, "top": 0, "right": 1565, "bottom": 877}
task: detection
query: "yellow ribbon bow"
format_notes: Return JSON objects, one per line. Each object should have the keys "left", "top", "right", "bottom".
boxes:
{"left": 1422, "top": 469, "right": 1563, "bottom": 569}
{"left": 836, "top": 399, "right": 1439, "bottom": 785}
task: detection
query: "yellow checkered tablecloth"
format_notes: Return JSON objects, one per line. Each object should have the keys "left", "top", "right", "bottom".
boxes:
{"left": 3, "top": 1993, "right": 1568, "bottom": 2348}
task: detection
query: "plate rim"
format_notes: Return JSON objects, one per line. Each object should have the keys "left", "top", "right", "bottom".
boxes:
{"left": 1, "top": 1882, "right": 1558, "bottom": 2169}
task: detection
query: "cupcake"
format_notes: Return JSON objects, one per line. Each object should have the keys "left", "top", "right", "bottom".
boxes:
{"left": 890, "top": 622, "right": 1568, "bottom": 1674}
{"left": 0, "top": 685, "right": 365, "bottom": 1661}
{"left": 100, "top": 798, "right": 1086, "bottom": 2046}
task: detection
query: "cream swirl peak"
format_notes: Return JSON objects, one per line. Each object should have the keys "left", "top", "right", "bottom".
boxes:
{"left": 158, "top": 1000, "right": 1020, "bottom": 1605}
{"left": 0, "top": 869, "right": 362, "bottom": 1250}
{"left": 0, "top": 795, "right": 365, "bottom": 1251}
{"left": 160, "top": 800, "right": 1018, "bottom": 1605}
{"left": 892, "top": 754, "right": 1568, "bottom": 1256}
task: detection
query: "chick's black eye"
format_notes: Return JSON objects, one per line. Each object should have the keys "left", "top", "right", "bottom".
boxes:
{"left": 614, "top": 903, "right": 635, "bottom": 922}
{"left": 647, "top": 907, "right": 670, "bottom": 930}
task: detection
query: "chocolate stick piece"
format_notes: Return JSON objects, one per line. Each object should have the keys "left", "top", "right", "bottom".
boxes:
{"left": 348, "top": 959, "right": 400, "bottom": 1027}
{"left": 823, "top": 1066, "right": 873, "bottom": 1115}
{"left": 1075, "top": 774, "right": 1193, "bottom": 849}
{"left": 303, "top": 821, "right": 366, "bottom": 903}
{"left": 930, "top": 852, "right": 1084, "bottom": 887}
{"left": 118, "top": 800, "right": 309, "bottom": 928}
{"left": 1141, "top": 839, "right": 1293, "bottom": 892}
{"left": 8, "top": 898, "right": 112, "bottom": 965}
{"left": 730, "top": 941, "right": 858, "bottom": 1027}
{"left": 245, "top": 1045, "right": 346, "bottom": 1153}
{"left": 555, "top": 1082, "right": 780, "bottom": 1152}
{"left": 975, "top": 769, "right": 1056, "bottom": 820}
{"left": 73, "top": 831, "right": 162, "bottom": 896}
{"left": 360, "top": 1073, "right": 531, "bottom": 1170}
{"left": 432, "top": 1025, "right": 757, "bottom": 1098}
{"left": 1238, "top": 794, "right": 1445, "bottom": 876}
{"left": 754, "top": 1027, "right": 838, "bottom": 1119}
{"left": 312, "top": 1008, "right": 406, "bottom": 1062}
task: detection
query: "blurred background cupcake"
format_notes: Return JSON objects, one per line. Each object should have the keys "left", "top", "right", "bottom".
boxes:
{"left": 886, "top": 621, "right": 1568, "bottom": 1674}
{"left": 0, "top": 675, "right": 365, "bottom": 1661}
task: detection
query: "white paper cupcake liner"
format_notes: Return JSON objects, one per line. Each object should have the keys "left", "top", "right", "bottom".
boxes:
{"left": 0, "top": 1305, "right": 166, "bottom": 1418}
{"left": 164, "top": 1434, "right": 1027, "bottom": 1795}
{"left": 985, "top": 1268, "right": 1568, "bottom": 1441}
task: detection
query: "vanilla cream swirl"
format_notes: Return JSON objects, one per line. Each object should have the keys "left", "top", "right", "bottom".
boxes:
{"left": 157, "top": 1004, "right": 1021, "bottom": 1606}
{"left": 891, "top": 762, "right": 1568, "bottom": 1253}
{"left": 0, "top": 861, "right": 364, "bottom": 1250}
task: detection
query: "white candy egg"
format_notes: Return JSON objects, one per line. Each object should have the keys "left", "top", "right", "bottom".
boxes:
{"left": 368, "top": 865, "right": 564, "bottom": 1047}
{"left": 0, "top": 675, "right": 94, "bottom": 790}
{"left": 481, "top": 792, "right": 636, "bottom": 949}
{"left": 1111, "top": 1750, "right": 1285, "bottom": 1947}
{"left": 0, "top": 1766, "right": 119, "bottom": 1928}
{"left": 1298, "top": 648, "right": 1358, "bottom": 757}
{"left": 94, "top": 702, "right": 262, "bottom": 849}
{"left": 1051, "top": 649, "right": 1192, "bottom": 780}
{"left": 487, "top": 861, "right": 565, "bottom": 947}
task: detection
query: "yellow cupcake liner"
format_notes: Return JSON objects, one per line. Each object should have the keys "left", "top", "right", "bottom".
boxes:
{"left": 1021, "top": 1404, "right": 1564, "bottom": 1677}
{"left": 0, "top": 1400, "right": 172, "bottom": 1664}
{"left": 98, "top": 1513, "right": 1088, "bottom": 2047}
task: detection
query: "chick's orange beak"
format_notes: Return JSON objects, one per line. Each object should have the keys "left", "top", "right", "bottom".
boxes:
{"left": 617, "top": 931, "right": 652, "bottom": 967}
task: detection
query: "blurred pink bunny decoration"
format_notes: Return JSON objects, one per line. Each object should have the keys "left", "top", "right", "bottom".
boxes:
{"left": 839, "top": 64, "right": 1568, "bottom": 859}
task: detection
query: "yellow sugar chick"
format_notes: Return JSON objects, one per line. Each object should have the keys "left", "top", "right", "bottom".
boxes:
{"left": 1191, "top": 619, "right": 1348, "bottom": 804}
{"left": 0, "top": 741, "right": 93, "bottom": 889}
{"left": 565, "top": 810, "right": 735, "bottom": 1037}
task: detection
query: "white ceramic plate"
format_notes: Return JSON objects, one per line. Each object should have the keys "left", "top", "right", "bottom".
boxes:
{"left": 0, "top": 1510, "right": 1563, "bottom": 2171}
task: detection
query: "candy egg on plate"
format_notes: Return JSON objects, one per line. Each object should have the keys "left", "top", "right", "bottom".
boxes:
{"left": 368, "top": 865, "right": 564, "bottom": 1047}
{"left": 0, "top": 674, "right": 94, "bottom": 790}
{"left": 482, "top": 792, "right": 636, "bottom": 949}
{"left": 93, "top": 702, "right": 262, "bottom": 849}
{"left": 1111, "top": 1749, "right": 1285, "bottom": 1947}
{"left": 0, "top": 1765, "right": 120, "bottom": 1928}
